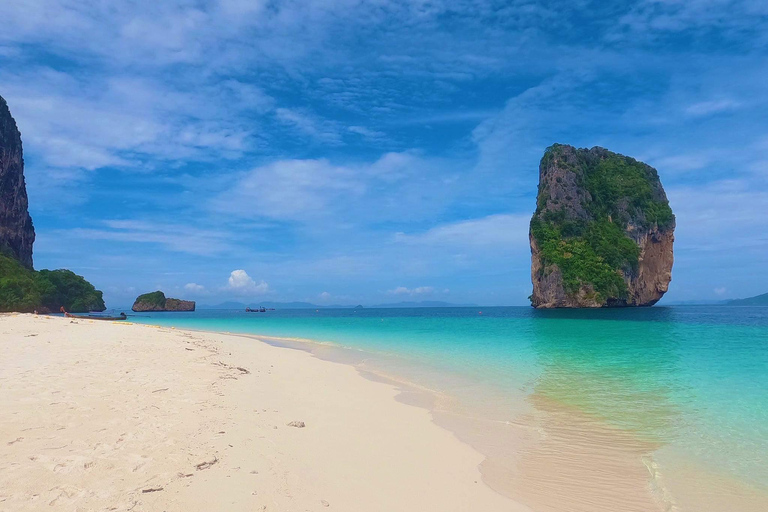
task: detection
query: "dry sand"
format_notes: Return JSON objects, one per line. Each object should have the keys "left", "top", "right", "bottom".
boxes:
{"left": 0, "top": 314, "right": 527, "bottom": 511}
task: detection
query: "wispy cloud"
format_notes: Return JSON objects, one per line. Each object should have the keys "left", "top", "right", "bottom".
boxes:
{"left": 387, "top": 286, "right": 436, "bottom": 296}
{"left": 394, "top": 214, "right": 530, "bottom": 250}
{"left": 685, "top": 99, "right": 742, "bottom": 117}
{"left": 67, "top": 220, "right": 237, "bottom": 255}
{"left": 275, "top": 108, "right": 342, "bottom": 145}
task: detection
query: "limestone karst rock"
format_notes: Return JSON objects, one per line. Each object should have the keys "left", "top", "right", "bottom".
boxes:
{"left": 132, "top": 291, "right": 196, "bottom": 312}
{"left": 0, "top": 95, "right": 35, "bottom": 268}
{"left": 529, "top": 144, "right": 675, "bottom": 308}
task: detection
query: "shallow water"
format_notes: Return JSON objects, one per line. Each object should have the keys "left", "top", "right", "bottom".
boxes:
{"left": 128, "top": 306, "right": 768, "bottom": 510}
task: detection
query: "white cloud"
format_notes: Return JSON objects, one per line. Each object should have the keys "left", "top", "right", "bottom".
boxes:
{"left": 387, "top": 286, "right": 435, "bottom": 296}
{"left": 685, "top": 99, "right": 742, "bottom": 117}
{"left": 714, "top": 287, "right": 727, "bottom": 295}
{"left": 0, "top": 70, "right": 253, "bottom": 173}
{"left": 347, "top": 125, "right": 387, "bottom": 140}
{"left": 184, "top": 282, "right": 205, "bottom": 292}
{"left": 275, "top": 108, "right": 342, "bottom": 144}
{"left": 68, "top": 220, "right": 236, "bottom": 255}
{"left": 227, "top": 269, "right": 269, "bottom": 295}
{"left": 394, "top": 214, "right": 530, "bottom": 250}
{"left": 211, "top": 151, "right": 458, "bottom": 224}
{"left": 213, "top": 158, "right": 363, "bottom": 221}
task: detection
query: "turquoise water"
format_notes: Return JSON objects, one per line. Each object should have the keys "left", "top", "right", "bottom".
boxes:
{"left": 127, "top": 306, "right": 768, "bottom": 494}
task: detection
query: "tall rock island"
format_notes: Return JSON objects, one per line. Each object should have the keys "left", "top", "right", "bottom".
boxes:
{"left": 529, "top": 144, "right": 674, "bottom": 308}
{"left": 0, "top": 95, "right": 35, "bottom": 268}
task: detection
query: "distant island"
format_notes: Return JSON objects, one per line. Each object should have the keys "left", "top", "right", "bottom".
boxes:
{"left": 530, "top": 144, "right": 675, "bottom": 308}
{"left": 0, "top": 95, "right": 105, "bottom": 313}
{"left": 132, "top": 291, "right": 195, "bottom": 312}
{"left": 726, "top": 293, "right": 768, "bottom": 306}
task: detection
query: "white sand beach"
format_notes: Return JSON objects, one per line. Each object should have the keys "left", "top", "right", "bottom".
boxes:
{"left": 0, "top": 314, "right": 527, "bottom": 512}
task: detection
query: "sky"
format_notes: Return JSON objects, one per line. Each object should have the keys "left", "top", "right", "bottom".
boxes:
{"left": 1, "top": 0, "right": 767, "bottom": 307}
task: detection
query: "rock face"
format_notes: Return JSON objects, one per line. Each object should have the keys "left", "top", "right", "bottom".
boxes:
{"left": 132, "top": 291, "right": 195, "bottom": 312}
{"left": 529, "top": 144, "right": 675, "bottom": 308}
{"left": 0, "top": 95, "right": 35, "bottom": 268}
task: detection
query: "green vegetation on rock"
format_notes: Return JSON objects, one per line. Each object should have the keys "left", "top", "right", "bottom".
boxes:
{"left": 132, "top": 291, "right": 195, "bottom": 311}
{"left": 531, "top": 144, "right": 674, "bottom": 303}
{"left": 37, "top": 269, "right": 107, "bottom": 313}
{"left": 0, "top": 253, "right": 106, "bottom": 313}
{"left": 134, "top": 291, "right": 167, "bottom": 308}
{"left": 531, "top": 216, "right": 635, "bottom": 300}
{"left": 584, "top": 154, "right": 674, "bottom": 230}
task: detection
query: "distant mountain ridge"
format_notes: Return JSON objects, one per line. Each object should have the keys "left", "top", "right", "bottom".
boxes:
{"left": 726, "top": 293, "right": 768, "bottom": 306}
{"left": 198, "top": 300, "right": 477, "bottom": 310}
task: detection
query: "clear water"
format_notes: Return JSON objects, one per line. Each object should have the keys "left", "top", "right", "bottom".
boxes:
{"left": 126, "top": 306, "right": 768, "bottom": 495}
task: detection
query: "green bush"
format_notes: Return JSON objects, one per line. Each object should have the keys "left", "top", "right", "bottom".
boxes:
{"left": 134, "top": 291, "right": 166, "bottom": 308}
{"left": 38, "top": 269, "right": 106, "bottom": 312}
{"left": 0, "top": 254, "right": 105, "bottom": 313}
{"left": 531, "top": 217, "right": 628, "bottom": 301}
{"left": 585, "top": 155, "right": 674, "bottom": 230}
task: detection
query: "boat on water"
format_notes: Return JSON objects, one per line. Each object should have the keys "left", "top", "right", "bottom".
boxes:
{"left": 245, "top": 307, "right": 267, "bottom": 313}
{"left": 61, "top": 307, "right": 127, "bottom": 321}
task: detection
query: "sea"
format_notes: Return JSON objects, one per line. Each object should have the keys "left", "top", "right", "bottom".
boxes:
{"left": 124, "top": 305, "right": 768, "bottom": 511}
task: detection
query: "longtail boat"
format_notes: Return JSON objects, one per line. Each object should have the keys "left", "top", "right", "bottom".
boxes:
{"left": 62, "top": 309, "right": 127, "bottom": 321}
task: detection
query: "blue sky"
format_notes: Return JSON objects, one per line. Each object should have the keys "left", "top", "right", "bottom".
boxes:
{"left": 1, "top": 0, "right": 767, "bottom": 307}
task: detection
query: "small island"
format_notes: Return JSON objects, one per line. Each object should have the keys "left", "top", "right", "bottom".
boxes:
{"left": 529, "top": 144, "right": 675, "bottom": 308}
{"left": 132, "top": 291, "right": 195, "bottom": 312}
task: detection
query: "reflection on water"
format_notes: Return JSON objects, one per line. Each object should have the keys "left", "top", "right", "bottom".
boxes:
{"left": 529, "top": 312, "right": 684, "bottom": 441}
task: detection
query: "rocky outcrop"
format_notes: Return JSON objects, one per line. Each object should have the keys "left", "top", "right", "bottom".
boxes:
{"left": 0, "top": 95, "right": 35, "bottom": 268}
{"left": 164, "top": 298, "right": 196, "bottom": 311}
{"left": 132, "top": 291, "right": 195, "bottom": 312}
{"left": 0, "top": 95, "right": 106, "bottom": 313}
{"left": 530, "top": 144, "right": 674, "bottom": 308}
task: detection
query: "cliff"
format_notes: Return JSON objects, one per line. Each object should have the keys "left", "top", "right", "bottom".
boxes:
{"left": 0, "top": 95, "right": 106, "bottom": 313}
{"left": 132, "top": 291, "right": 195, "bottom": 312}
{"left": 0, "top": 95, "right": 35, "bottom": 268}
{"left": 529, "top": 144, "right": 675, "bottom": 308}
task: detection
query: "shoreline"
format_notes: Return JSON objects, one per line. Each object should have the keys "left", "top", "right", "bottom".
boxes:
{"left": 127, "top": 315, "right": 768, "bottom": 512}
{"left": 0, "top": 314, "right": 523, "bottom": 511}
{"left": 127, "top": 318, "right": 672, "bottom": 511}
{"left": 4, "top": 314, "right": 767, "bottom": 511}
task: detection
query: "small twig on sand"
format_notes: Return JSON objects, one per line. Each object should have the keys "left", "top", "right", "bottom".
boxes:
{"left": 215, "top": 360, "right": 250, "bottom": 374}
{"left": 195, "top": 456, "right": 218, "bottom": 471}
{"left": 142, "top": 487, "right": 164, "bottom": 493}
